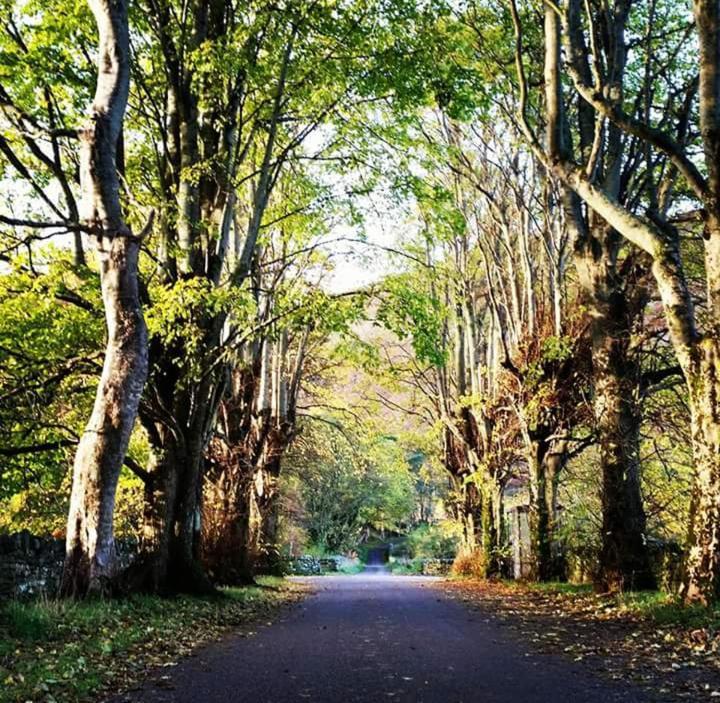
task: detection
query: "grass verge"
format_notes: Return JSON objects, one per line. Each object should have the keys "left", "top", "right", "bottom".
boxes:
{"left": 0, "top": 577, "right": 307, "bottom": 703}
{"left": 387, "top": 558, "right": 423, "bottom": 575}
{"left": 522, "top": 580, "right": 720, "bottom": 629}
{"left": 335, "top": 562, "right": 364, "bottom": 575}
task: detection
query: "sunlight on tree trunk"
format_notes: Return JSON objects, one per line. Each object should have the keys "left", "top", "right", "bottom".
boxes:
{"left": 61, "top": 0, "right": 148, "bottom": 599}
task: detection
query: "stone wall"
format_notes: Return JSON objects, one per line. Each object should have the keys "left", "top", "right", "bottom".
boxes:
{"left": 0, "top": 531, "right": 65, "bottom": 599}
{"left": 0, "top": 531, "right": 136, "bottom": 600}
{"left": 287, "top": 555, "right": 341, "bottom": 575}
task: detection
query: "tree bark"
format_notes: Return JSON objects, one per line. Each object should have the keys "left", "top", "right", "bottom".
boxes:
{"left": 526, "top": 433, "right": 569, "bottom": 581}
{"left": 682, "top": 340, "right": 720, "bottom": 603}
{"left": 131, "top": 432, "right": 181, "bottom": 592}
{"left": 527, "top": 441, "right": 552, "bottom": 581}
{"left": 61, "top": 0, "right": 148, "bottom": 598}
{"left": 593, "top": 290, "right": 655, "bottom": 591}
{"left": 139, "top": 410, "right": 217, "bottom": 594}
{"left": 200, "top": 329, "right": 301, "bottom": 585}
{"left": 480, "top": 481, "right": 503, "bottom": 576}
{"left": 444, "top": 425, "right": 480, "bottom": 552}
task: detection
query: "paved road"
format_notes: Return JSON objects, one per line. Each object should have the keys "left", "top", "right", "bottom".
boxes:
{"left": 113, "top": 574, "right": 653, "bottom": 703}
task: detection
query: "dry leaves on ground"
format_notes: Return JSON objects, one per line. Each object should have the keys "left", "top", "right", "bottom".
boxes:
{"left": 437, "top": 579, "right": 720, "bottom": 702}
{"left": 0, "top": 578, "right": 310, "bottom": 703}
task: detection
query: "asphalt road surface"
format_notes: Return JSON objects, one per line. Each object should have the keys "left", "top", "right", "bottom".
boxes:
{"left": 111, "top": 573, "right": 652, "bottom": 703}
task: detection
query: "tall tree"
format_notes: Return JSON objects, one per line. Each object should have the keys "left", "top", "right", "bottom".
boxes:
{"left": 542, "top": 0, "right": 656, "bottom": 591}
{"left": 511, "top": 0, "right": 719, "bottom": 601}
{"left": 201, "top": 205, "right": 368, "bottom": 581}
{"left": 119, "top": 0, "right": 441, "bottom": 593}
{"left": 61, "top": 0, "right": 149, "bottom": 597}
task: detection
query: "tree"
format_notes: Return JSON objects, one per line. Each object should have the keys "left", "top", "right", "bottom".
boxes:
{"left": 538, "top": 0, "right": 658, "bottom": 591}
{"left": 60, "top": 0, "right": 150, "bottom": 598}
{"left": 509, "top": 0, "right": 720, "bottom": 602}
{"left": 121, "top": 0, "right": 442, "bottom": 593}
{"left": 201, "top": 222, "right": 363, "bottom": 583}
{"left": 3, "top": 0, "right": 715, "bottom": 609}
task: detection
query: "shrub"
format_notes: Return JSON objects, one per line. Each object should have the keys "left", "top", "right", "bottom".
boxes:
{"left": 451, "top": 550, "right": 487, "bottom": 578}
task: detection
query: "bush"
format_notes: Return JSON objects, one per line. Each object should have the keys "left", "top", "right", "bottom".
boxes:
{"left": 421, "top": 558, "right": 453, "bottom": 576}
{"left": 451, "top": 550, "right": 487, "bottom": 578}
{"left": 336, "top": 556, "right": 363, "bottom": 574}
{"left": 288, "top": 555, "right": 323, "bottom": 575}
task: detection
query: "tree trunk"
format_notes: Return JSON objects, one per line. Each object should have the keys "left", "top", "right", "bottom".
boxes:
{"left": 444, "top": 425, "right": 480, "bottom": 555}
{"left": 210, "top": 476, "right": 259, "bottom": 585}
{"left": 538, "top": 0, "right": 653, "bottom": 592}
{"left": 128, "top": 315, "right": 226, "bottom": 594}
{"left": 525, "top": 429, "right": 569, "bottom": 582}
{"left": 459, "top": 481, "right": 484, "bottom": 556}
{"left": 543, "top": 435, "right": 567, "bottom": 577}
{"left": 62, "top": 237, "right": 147, "bottom": 597}
{"left": 155, "top": 437, "right": 215, "bottom": 593}
{"left": 480, "top": 482, "right": 502, "bottom": 576}
{"left": 206, "top": 433, "right": 288, "bottom": 583}
{"left": 202, "top": 457, "right": 283, "bottom": 584}
{"left": 259, "top": 492, "right": 282, "bottom": 575}
{"left": 250, "top": 449, "right": 283, "bottom": 576}
{"left": 235, "top": 480, "right": 261, "bottom": 584}
{"left": 170, "top": 441, "right": 209, "bottom": 586}
{"left": 129, "top": 435, "right": 181, "bottom": 592}
{"left": 682, "top": 340, "right": 720, "bottom": 603}
{"left": 592, "top": 291, "right": 655, "bottom": 592}
{"left": 130, "top": 408, "right": 217, "bottom": 594}
{"left": 199, "top": 343, "right": 295, "bottom": 586}
{"left": 527, "top": 442, "right": 552, "bottom": 581}
{"left": 62, "top": 0, "right": 148, "bottom": 598}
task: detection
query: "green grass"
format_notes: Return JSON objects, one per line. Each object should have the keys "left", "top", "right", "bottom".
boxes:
{"left": 525, "top": 581, "right": 593, "bottom": 595}
{"left": 387, "top": 558, "right": 423, "bottom": 575}
{"left": 0, "top": 577, "right": 304, "bottom": 703}
{"left": 2, "top": 599, "right": 58, "bottom": 641}
{"left": 336, "top": 562, "right": 364, "bottom": 575}
{"left": 616, "top": 590, "right": 720, "bottom": 628}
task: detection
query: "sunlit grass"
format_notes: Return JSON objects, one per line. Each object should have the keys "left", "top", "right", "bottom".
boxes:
{"left": 525, "top": 581, "right": 593, "bottom": 595}
{"left": 387, "top": 557, "right": 423, "bottom": 575}
{"left": 616, "top": 590, "right": 720, "bottom": 628}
